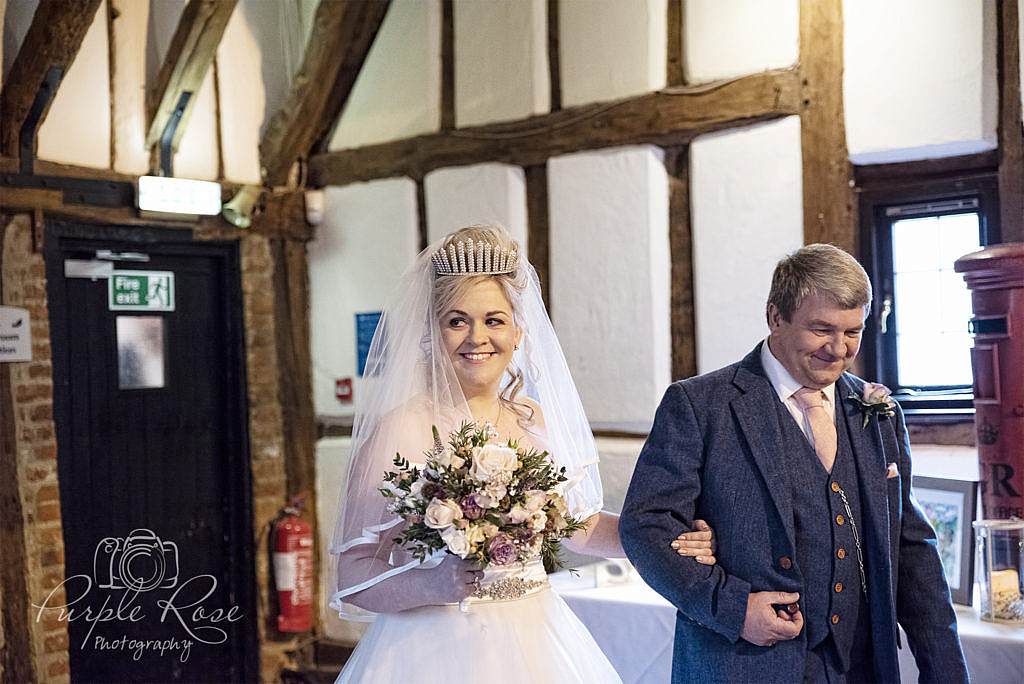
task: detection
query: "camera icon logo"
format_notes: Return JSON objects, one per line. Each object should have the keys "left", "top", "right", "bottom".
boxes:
{"left": 93, "top": 528, "right": 179, "bottom": 592}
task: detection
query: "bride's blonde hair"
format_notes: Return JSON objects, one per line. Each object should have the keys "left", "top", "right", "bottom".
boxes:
{"left": 432, "top": 225, "right": 535, "bottom": 428}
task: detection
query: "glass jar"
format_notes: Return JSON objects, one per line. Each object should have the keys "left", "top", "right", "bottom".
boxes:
{"left": 973, "top": 519, "right": 1024, "bottom": 623}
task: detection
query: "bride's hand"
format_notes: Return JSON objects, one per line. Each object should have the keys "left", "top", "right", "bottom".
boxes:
{"left": 670, "top": 519, "right": 716, "bottom": 565}
{"left": 427, "top": 554, "right": 483, "bottom": 604}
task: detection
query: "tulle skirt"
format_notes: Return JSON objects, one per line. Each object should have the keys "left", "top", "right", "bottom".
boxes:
{"left": 335, "top": 588, "right": 622, "bottom": 683}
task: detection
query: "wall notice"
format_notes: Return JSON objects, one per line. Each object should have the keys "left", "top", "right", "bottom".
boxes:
{"left": 0, "top": 306, "right": 32, "bottom": 362}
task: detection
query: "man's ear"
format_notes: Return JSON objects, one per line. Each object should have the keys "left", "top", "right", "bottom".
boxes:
{"left": 767, "top": 303, "right": 781, "bottom": 330}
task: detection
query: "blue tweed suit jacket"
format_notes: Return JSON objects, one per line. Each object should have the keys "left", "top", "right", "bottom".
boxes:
{"left": 619, "top": 344, "right": 968, "bottom": 683}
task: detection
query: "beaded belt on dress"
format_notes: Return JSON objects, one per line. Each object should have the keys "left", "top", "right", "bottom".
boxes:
{"left": 451, "top": 558, "right": 549, "bottom": 607}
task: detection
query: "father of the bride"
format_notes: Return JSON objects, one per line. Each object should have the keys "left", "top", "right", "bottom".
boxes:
{"left": 620, "top": 244, "right": 967, "bottom": 683}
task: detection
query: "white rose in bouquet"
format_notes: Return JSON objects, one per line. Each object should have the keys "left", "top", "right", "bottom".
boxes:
{"left": 524, "top": 489, "right": 547, "bottom": 512}
{"left": 424, "top": 498, "right": 464, "bottom": 530}
{"left": 484, "top": 482, "right": 507, "bottom": 502}
{"left": 470, "top": 444, "right": 517, "bottom": 483}
{"left": 508, "top": 504, "right": 531, "bottom": 524}
{"left": 529, "top": 510, "right": 548, "bottom": 532}
{"left": 440, "top": 527, "right": 471, "bottom": 558}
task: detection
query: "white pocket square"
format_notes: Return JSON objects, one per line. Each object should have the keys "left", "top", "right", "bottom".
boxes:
{"left": 886, "top": 463, "right": 899, "bottom": 479}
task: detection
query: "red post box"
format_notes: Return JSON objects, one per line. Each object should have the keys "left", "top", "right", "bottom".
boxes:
{"left": 955, "top": 243, "right": 1024, "bottom": 520}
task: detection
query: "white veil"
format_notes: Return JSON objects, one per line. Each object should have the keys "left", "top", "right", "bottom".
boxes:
{"left": 329, "top": 225, "right": 603, "bottom": 620}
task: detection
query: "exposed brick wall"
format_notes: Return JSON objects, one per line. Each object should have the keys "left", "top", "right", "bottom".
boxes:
{"left": 2, "top": 215, "right": 69, "bottom": 683}
{"left": 1, "top": 217, "right": 298, "bottom": 683}
{"left": 240, "top": 234, "right": 297, "bottom": 681}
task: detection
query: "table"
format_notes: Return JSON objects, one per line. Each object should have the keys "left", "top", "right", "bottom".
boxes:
{"left": 552, "top": 565, "right": 1024, "bottom": 684}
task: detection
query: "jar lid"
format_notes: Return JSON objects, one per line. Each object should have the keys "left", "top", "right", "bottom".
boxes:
{"left": 973, "top": 518, "right": 1024, "bottom": 530}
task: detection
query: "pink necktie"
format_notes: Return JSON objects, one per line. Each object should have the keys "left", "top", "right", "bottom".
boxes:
{"left": 793, "top": 387, "right": 837, "bottom": 472}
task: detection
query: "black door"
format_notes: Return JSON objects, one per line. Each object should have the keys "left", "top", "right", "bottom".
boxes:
{"left": 45, "top": 222, "right": 258, "bottom": 683}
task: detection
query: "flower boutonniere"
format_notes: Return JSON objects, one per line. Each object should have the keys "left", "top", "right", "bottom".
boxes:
{"left": 847, "top": 382, "right": 896, "bottom": 428}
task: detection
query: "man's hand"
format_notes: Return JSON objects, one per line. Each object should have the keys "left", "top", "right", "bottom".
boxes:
{"left": 740, "top": 591, "right": 804, "bottom": 647}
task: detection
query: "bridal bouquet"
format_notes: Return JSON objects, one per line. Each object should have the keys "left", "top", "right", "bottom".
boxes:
{"left": 380, "top": 421, "right": 585, "bottom": 572}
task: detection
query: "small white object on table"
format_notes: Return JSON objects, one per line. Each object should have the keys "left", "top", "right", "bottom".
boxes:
{"left": 551, "top": 563, "right": 1024, "bottom": 684}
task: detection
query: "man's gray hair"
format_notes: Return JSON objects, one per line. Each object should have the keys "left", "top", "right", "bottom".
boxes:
{"left": 767, "top": 243, "right": 872, "bottom": 322}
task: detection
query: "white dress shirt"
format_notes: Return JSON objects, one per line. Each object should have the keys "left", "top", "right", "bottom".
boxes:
{"left": 760, "top": 338, "right": 836, "bottom": 450}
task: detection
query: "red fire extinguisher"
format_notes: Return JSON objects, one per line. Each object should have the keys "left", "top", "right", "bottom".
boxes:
{"left": 273, "top": 497, "right": 314, "bottom": 633}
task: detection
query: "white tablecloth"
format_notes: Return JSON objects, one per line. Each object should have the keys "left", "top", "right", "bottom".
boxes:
{"left": 552, "top": 566, "right": 1024, "bottom": 684}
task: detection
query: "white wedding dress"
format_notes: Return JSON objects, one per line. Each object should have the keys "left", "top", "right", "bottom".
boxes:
{"left": 332, "top": 228, "right": 620, "bottom": 682}
{"left": 336, "top": 559, "right": 621, "bottom": 683}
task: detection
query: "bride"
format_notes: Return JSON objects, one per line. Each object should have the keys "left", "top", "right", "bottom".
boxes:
{"left": 330, "top": 224, "right": 714, "bottom": 683}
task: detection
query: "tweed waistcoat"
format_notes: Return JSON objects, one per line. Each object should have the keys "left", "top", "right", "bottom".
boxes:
{"left": 777, "top": 398, "right": 867, "bottom": 669}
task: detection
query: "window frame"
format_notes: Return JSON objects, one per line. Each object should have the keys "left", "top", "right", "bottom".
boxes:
{"left": 858, "top": 169, "right": 1001, "bottom": 420}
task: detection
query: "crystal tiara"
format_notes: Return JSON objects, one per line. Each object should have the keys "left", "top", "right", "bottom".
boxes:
{"left": 431, "top": 238, "right": 519, "bottom": 276}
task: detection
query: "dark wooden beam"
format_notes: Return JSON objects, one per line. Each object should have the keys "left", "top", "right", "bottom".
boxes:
{"left": 664, "top": 147, "right": 696, "bottom": 380}
{"left": 853, "top": 151, "right": 999, "bottom": 190}
{"left": 997, "top": 0, "right": 1023, "bottom": 243}
{"left": 524, "top": 164, "right": 551, "bottom": 311}
{"left": 107, "top": 0, "right": 117, "bottom": 171}
{"left": 145, "top": 0, "right": 237, "bottom": 151}
{"left": 416, "top": 180, "right": 429, "bottom": 251}
{"left": 0, "top": 0, "right": 103, "bottom": 159}
{"left": 260, "top": 0, "right": 392, "bottom": 186}
{"left": 310, "top": 68, "right": 801, "bottom": 186}
{"left": 547, "top": 0, "right": 562, "bottom": 111}
{"left": 799, "top": 0, "right": 856, "bottom": 253}
{"left": 441, "top": 0, "right": 455, "bottom": 130}
{"left": 245, "top": 190, "right": 311, "bottom": 241}
{"left": 666, "top": 0, "right": 684, "bottom": 86}
{"left": 269, "top": 231, "right": 317, "bottom": 502}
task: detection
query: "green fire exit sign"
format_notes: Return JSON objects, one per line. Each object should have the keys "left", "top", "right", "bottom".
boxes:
{"left": 108, "top": 271, "right": 175, "bottom": 311}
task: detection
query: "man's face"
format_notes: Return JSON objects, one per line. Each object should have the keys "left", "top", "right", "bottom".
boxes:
{"left": 767, "top": 291, "right": 867, "bottom": 389}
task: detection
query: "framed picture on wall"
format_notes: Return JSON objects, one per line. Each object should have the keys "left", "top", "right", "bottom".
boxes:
{"left": 912, "top": 476, "right": 978, "bottom": 605}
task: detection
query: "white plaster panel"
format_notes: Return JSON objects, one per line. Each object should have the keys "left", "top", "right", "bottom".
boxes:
{"left": 424, "top": 163, "right": 528, "bottom": 247}
{"left": 110, "top": 0, "right": 150, "bottom": 175}
{"left": 216, "top": 2, "right": 265, "bottom": 184}
{"left": 548, "top": 146, "right": 670, "bottom": 431}
{"left": 454, "top": 0, "right": 549, "bottom": 127}
{"left": 558, "top": 0, "right": 667, "bottom": 107}
{"left": 315, "top": 436, "right": 368, "bottom": 644}
{"left": 690, "top": 116, "right": 804, "bottom": 375}
{"left": 229, "top": 0, "right": 314, "bottom": 135}
{"left": 309, "top": 179, "right": 421, "bottom": 417}
{"left": 328, "top": 0, "right": 441, "bottom": 150}
{"left": 844, "top": 0, "right": 998, "bottom": 164}
{"left": 37, "top": 0, "right": 110, "bottom": 169}
{"left": 682, "top": 0, "right": 798, "bottom": 84}
{"left": 172, "top": 70, "right": 220, "bottom": 180}
{"left": 145, "top": 0, "right": 186, "bottom": 85}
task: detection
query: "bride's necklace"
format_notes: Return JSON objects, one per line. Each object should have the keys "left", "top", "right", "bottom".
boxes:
{"left": 475, "top": 401, "right": 502, "bottom": 427}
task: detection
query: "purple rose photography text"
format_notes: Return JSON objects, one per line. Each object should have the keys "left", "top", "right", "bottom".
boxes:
{"left": 32, "top": 528, "right": 244, "bottom": 663}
